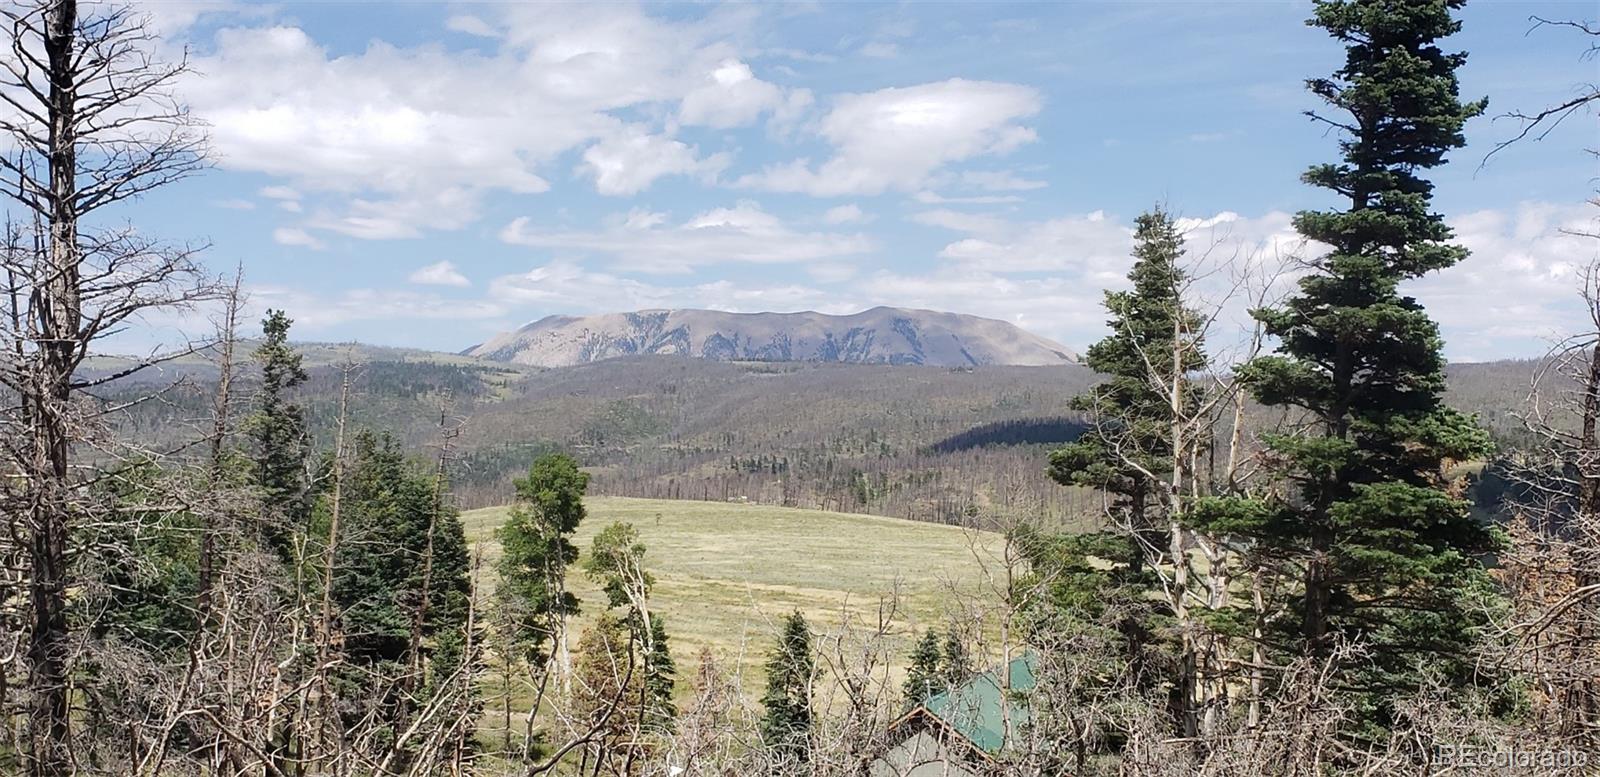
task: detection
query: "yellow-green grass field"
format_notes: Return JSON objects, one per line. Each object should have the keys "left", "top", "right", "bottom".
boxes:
{"left": 459, "top": 496, "right": 1000, "bottom": 700}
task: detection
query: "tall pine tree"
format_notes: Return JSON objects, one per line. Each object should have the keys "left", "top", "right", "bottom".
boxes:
{"left": 246, "top": 310, "right": 309, "bottom": 559}
{"left": 1046, "top": 207, "right": 1204, "bottom": 727}
{"left": 1050, "top": 208, "right": 1205, "bottom": 535}
{"left": 1237, "top": 0, "right": 1496, "bottom": 727}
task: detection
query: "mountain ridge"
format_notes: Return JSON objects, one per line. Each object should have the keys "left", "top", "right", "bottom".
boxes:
{"left": 463, "top": 306, "right": 1080, "bottom": 368}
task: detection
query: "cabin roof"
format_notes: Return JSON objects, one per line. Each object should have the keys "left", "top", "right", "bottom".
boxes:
{"left": 910, "top": 652, "right": 1038, "bottom": 755}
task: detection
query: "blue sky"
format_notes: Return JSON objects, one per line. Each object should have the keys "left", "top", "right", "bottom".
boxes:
{"left": 118, "top": 0, "right": 1598, "bottom": 360}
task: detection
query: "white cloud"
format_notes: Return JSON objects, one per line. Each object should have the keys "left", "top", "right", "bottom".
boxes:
{"left": 805, "top": 262, "right": 860, "bottom": 283}
{"left": 489, "top": 260, "right": 681, "bottom": 311}
{"left": 259, "top": 185, "right": 300, "bottom": 200}
{"left": 487, "top": 259, "right": 850, "bottom": 317}
{"left": 913, "top": 191, "right": 1024, "bottom": 205}
{"left": 936, "top": 209, "right": 1133, "bottom": 273}
{"left": 849, "top": 267, "right": 1108, "bottom": 350}
{"left": 679, "top": 59, "right": 791, "bottom": 128}
{"left": 446, "top": 14, "right": 498, "bottom": 38}
{"left": 738, "top": 78, "right": 1041, "bottom": 196}
{"left": 272, "top": 227, "right": 324, "bottom": 249}
{"left": 579, "top": 126, "right": 729, "bottom": 196}
{"left": 763, "top": 47, "right": 838, "bottom": 64}
{"left": 251, "top": 286, "right": 506, "bottom": 329}
{"left": 499, "top": 200, "right": 874, "bottom": 272}
{"left": 307, "top": 187, "right": 482, "bottom": 240}
{"left": 190, "top": 27, "right": 549, "bottom": 192}
{"left": 185, "top": 5, "right": 767, "bottom": 239}
{"left": 623, "top": 208, "right": 668, "bottom": 230}
{"left": 910, "top": 209, "right": 1012, "bottom": 235}
{"left": 408, "top": 260, "right": 471, "bottom": 287}
{"left": 1410, "top": 202, "right": 1599, "bottom": 360}
{"left": 822, "top": 204, "right": 867, "bottom": 224}
{"left": 138, "top": 0, "right": 264, "bottom": 37}
{"left": 961, "top": 170, "right": 1047, "bottom": 191}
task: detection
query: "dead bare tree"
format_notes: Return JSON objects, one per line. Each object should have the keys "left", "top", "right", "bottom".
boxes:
{"left": 1485, "top": 16, "right": 1599, "bottom": 163}
{"left": 1496, "top": 259, "right": 1600, "bottom": 755}
{"left": 0, "top": 1, "right": 211, "bottom": 773}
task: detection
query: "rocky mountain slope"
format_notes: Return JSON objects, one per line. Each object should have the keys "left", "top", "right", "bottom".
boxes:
{"left": 464, "top": 307, "right": 1079, "bottom": 368}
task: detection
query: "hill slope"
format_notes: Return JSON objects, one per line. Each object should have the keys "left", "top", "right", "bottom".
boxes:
{"left": 460, "top": 496, "right": 999, "bottom": 702}
{"left": 101, "top": 351, "right": 1547, "bottom": 525}
{"left": 464, "top": 307, "right": 1079, "bottom": 368}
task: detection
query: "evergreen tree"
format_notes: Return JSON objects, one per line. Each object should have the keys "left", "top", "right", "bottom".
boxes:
{"left": 644, "top": 614, "right": 678, "bottom": 733}
{"left": 903, "top": 629, "right": 944, "bottom": 706}
{"left": 940, "top": 628, "right": 971, "bottom": 689}
{"left": 1044, "top": 208, "right": 1201, "bottom": 702}
{"left": 760, "top": 611, "right": 814, "bottom": 766}
{"left": 1049, "top": 208, "right": 1204, "bottom": 555}
{"left": 1234, "top": 0, "right": 1496, "bottom": 728}
{"left": 1016, "top": 527, "right": 1165, "bottom": 680}
{"left": 77, "top": 462, "right": 199, "bottom": 652}
{"left": 246, "top": 310, "right": 310, "bottom": 559}
{"left": 494, "top": 453, "right": 589, "bottom": 668}
{"left": 331, "top": 431, "right": 472, "bottom": 714}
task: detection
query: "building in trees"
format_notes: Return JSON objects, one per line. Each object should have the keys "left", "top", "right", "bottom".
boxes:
{"left": 876, "top": 654, "right": 1038, "bottom": 777}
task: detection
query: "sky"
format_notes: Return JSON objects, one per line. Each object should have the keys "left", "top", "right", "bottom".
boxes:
{"left": 107, "top": 0, "right": 1600, "bottom": 361}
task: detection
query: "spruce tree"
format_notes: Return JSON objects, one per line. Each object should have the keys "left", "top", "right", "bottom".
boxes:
{"left": 760, "top": 611, "right": 814, "bottom": 766}
{"left": 1050, "top": 208, "right": 1204, "bottom": 550}
{"left": 1045, "top": 208, "right": 1202, "bottom": 700}
{"left": 903, "top": 629, "right": 944, "bottom": 706}
{"left": 644, "top": 614, "right": 677, "bottom": 733}
{"left": 941, "top": 628, "right": 971, "bottom": 689}
{"left": 332, "top": 431, "right": 471, "bottom": 692}
{"left": 246, "top": 310, "right": 309, "bottom": 559}
{"left": 1237, "top": 0, "right": 1496, "bottom": 723}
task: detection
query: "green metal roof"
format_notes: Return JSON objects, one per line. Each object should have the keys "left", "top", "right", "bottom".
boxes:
{"left": 921, "top": 653, "right": 1037, "bottom": 755}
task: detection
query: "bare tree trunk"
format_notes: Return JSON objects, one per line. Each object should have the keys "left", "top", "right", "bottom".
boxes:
{"left": 24, "top": 4, "right": 82, "bottom": 772}
{"left": 1249, "top": 567, "right": 1265, "bottom": 729}
{"left": 0, "top": 2, "right": 207, "bottom": 770}
{"left": 199, "top": 274, "right": 244, "bottom": 622}
{"left": 405, "top": 400, "right": 456, "bottom": 698}
{"left": 315, "top": 363, "right": 354, "bottom": 773}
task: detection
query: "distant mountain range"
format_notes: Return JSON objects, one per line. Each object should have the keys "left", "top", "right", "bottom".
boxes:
{"left": 463, "top": 307, "right": 1080, "bottom": 368}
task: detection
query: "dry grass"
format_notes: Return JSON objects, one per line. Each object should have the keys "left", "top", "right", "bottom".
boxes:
{"left": 460, "top": 496, "right": 1001, "bottom": 699}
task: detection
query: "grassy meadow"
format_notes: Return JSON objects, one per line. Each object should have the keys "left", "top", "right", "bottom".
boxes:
{"left": 459, "top": 496, "right": 1001, "bottom": 702}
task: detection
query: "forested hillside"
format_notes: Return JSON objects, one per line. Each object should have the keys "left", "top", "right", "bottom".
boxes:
{"left": 101, "top": 350, "right": 1549, "bottom": 526}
